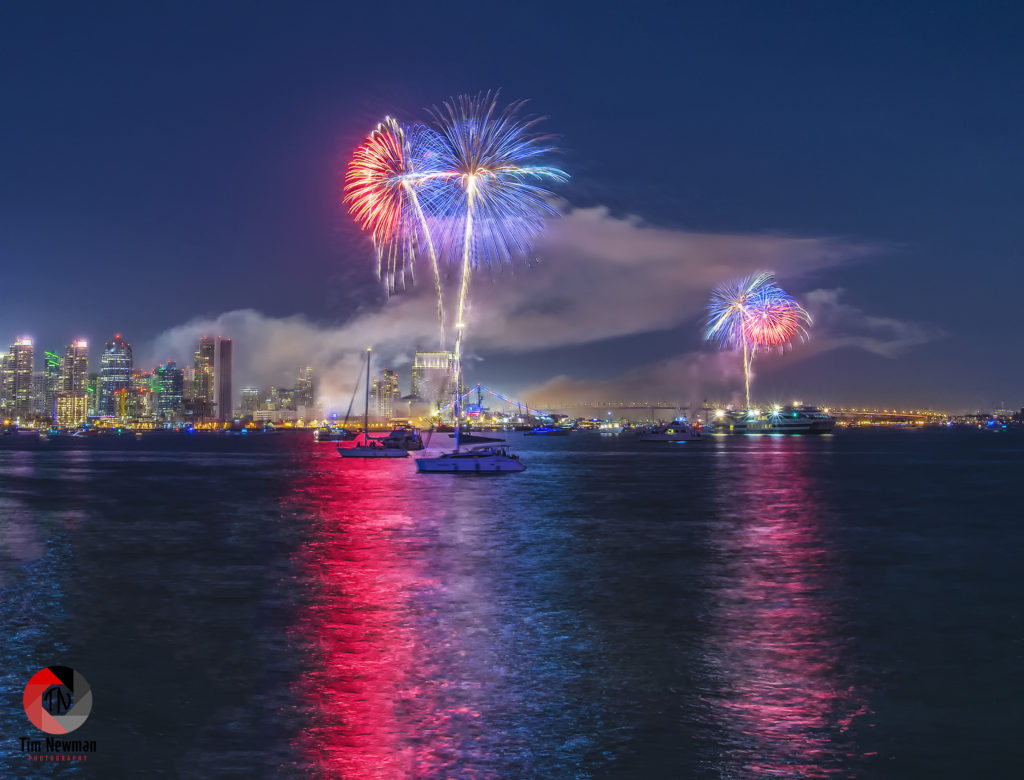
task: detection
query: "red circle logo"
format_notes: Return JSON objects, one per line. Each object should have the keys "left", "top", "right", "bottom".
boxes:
{"left": 23, "top": 666, "right": 93, "bottom": 734}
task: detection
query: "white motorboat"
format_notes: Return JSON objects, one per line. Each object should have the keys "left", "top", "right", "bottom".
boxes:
{"left": 598, "top": 421, "right": 623, "bottom": 435}
{"left": 416, "top": 443, "right": 526, "bottom": 473}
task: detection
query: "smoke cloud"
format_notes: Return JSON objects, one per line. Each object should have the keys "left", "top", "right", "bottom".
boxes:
{"left": 141, "top": 207, "right": 907, "bottom": 409}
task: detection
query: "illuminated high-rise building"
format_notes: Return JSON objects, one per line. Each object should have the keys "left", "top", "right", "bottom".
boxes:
{"left": 411, "top": 351, "right": 455, "bottom": 410}
{"left": 31, "top": 372, "right": 45, "bottom": 417}
{"left": 1, "top": 337, "right": 35, "bottom": 421}
{"left": 154, "top": 361, "right": 184, "bottom": 421}
{"left": 57, "top": 339, "right": 89, "bottom": 427}
{"left": 269, "top": 386, "right": 296, "bottom": 411}
{"left": 240, "top": 387, "right": 259, "bottom": 419}
{"left": 98, "top": 334, "right": 133, "bottom": 418}
{"left": 86, "top": 373, "right": 100, "bottom": 417}
{"left": 0, "top": 352, "right": 10, "bottom": 415}
{"left": 216, "top": 337, "right": 232, "bottom": 420}
{"left": 295, "top": 367, "right": 314, "bottom": 408}
{"left": 192, "top": 337, "right": 216, "bottom": 420}
{"left": 129, "top": 371, "right": 155, "bottom": 421}
{"left": 43, "top": 350, "right": 61, "bottom": 421}
{"left": 372, "top": 369, "right": 400, "bottom": 420}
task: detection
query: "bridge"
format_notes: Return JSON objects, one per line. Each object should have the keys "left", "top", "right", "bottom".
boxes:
{"left": 828, "top": 408, "right": 946, "bottom": 424}
{"left": 436, "top": 385, "right": 553, "bottom": 417}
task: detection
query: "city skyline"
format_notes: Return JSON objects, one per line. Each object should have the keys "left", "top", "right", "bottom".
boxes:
{"left": 1, "top": 324, "right": 1017, "bottom": 417}
{"left": 3, "top": 3, "right": 1023, "bottom": 410}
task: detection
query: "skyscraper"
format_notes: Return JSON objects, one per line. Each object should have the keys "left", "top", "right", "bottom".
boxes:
{"left": 192, "top": 337, "right": 216, "bottom": 420}
{"left": 86, "top": 373, "right": 100, "bottom": 417}
{"left": 295, "top": 366, "right": 314, "bottom": 408}
{"left": 31, "top": 372, "right": 45, "bottom": 417}
{"left": 98, "top": 334, "right": 133, "bottom": 418}
{"left": 8, "top": 337, "right": 34, "bottom": 421}
{"left": 57, "top": 340, "right": 89, "bottom": 427}
{"left": 130, "top": 370, "right": 155, "bottom": 421}
{"left": 240, "top": 387, "right": 259, "bottom": 420}
{"left": 0, "top": 351, "right": 10, "bottom": 417}
{"left": 372, "top": 369, "right": 400, "bottom": 421}
{"left": 411, "top": 351, "right": 455, "bottom": 409}
{"left": 43, "top": 350, "right": 61, "bottom": 421}
{"left": 216, "top": 337, "right": 232, "bottom": 420}
{"left": 154, "top": 361, "right": 184, "bottom": 421}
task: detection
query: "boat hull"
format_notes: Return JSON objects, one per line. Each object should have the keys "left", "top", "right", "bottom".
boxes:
{"left": 636, "top": 433, "right": 704, "bottom": 441}
{"left": 338, "top": 446, "right": 408, "bottom": 458}
{"left": 716, "top": 419, "right": 835, "bottom": 431}
{"left": 715, "top": 421, "right": 836, "bottom": 434}
{"left": 417, "top": 456, "right": 526, "bottom": 473}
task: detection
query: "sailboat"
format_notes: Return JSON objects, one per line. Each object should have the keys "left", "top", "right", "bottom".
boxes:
{"left": 338, "top": 348, "right": 408, "bottom": 459}
{"left": 416, "top": 352, "right": 526, "bottom": 474}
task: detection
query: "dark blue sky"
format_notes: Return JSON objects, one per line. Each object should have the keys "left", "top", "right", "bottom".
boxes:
{"left": 2, "top": 1, "right": 1021, "bottom": 409}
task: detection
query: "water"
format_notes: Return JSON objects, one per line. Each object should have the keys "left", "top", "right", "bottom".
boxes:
{"left": 1, "top": 429, "right": 1022, "bottom": 778}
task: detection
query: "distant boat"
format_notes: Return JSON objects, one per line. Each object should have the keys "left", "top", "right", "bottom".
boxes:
{"left": 455, "top": 431, "right": 504, "bottom": 443}
{"left": 524, "top": 426, "right": 570, "bottom": 436}
{"left": 380, "top": 426, "right": 424, "bottom": 450}
{"left": 338, "top": 348, "right": 410, "bottom": 459}
{"left": 314, "top": 427, "right": 357, "bottom": 442}
{"left": 597, "top": 421, "right": 623, "bottom": 435}
{"left": 416, "top": 443, "right": 526, "bottom": 473}
{"left": 432, "top": 427, "right": 505, "bottom": 446}
{"left": 636, "top": 417, "right": 705, "bottom": 442}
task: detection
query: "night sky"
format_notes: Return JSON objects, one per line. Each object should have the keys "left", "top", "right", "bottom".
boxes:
{"left": 2, "top": 1, "right": 1022, "bottom": 410}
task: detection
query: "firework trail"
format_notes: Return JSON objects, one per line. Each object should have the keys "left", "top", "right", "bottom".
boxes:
{"left": 426, "top": 92, "right": 568, "bottom": 376}
{"left": 343, "top": 95, "right": 566, "bottom": 420}
{"left": 344, "top": 117, "right": 448, "bottom": 347}
{"left": 705, "top": 272, "right": 811, "bottom": 407}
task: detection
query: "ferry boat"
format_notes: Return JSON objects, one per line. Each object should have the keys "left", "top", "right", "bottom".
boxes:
{"left": 712, "top": 405, "right": 836, "bottom": 434}
{"left": 597, "top": 421, "right": 624, "bottom": 435}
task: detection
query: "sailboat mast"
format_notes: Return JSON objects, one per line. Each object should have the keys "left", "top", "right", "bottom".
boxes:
{"left": 452, "top": 355, "right": 460, "bottom": 454}
{"left": 364, "top": 348, "right": 371, "bottom": 444}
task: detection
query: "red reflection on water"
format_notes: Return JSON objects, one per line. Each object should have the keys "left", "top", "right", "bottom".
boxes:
{"left": 288, "top": 454, "right": 423, "bottom": 778}
{"left": 707, "top": 438, "right": 872, "bottom": 777}
{"left": 286, "top": 450, "right": 496, "bottom": 780}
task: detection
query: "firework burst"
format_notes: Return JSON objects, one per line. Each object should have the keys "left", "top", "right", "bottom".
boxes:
{"left": 705, "top": 272, "right": 811, "bottom": 407}
{"left": 343, "top": 94, "right": 567, "bottom": 425}
{"left": 425, "top": 91, "right": 567, "bottom": 406}
{"left": 344, "top": 117, "right": 447, "bottom": 346}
